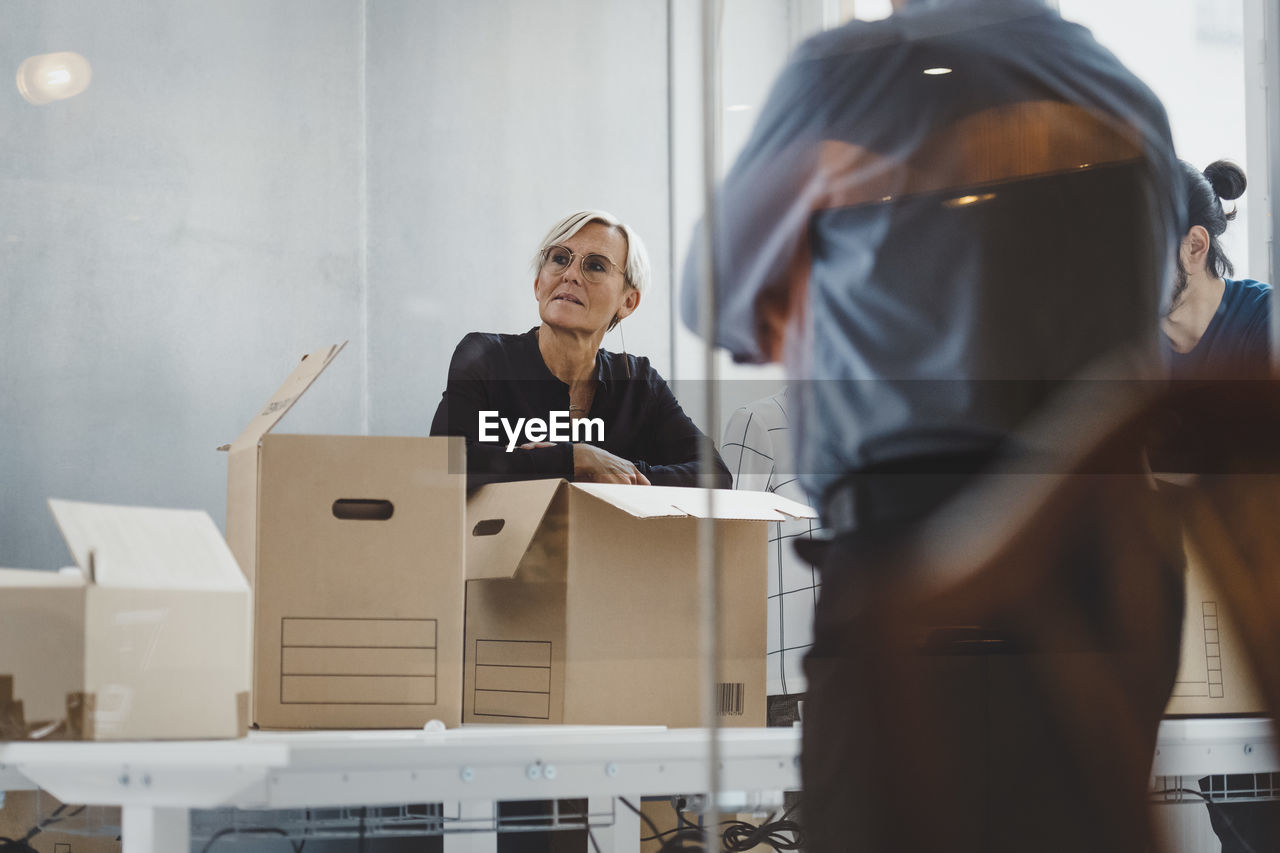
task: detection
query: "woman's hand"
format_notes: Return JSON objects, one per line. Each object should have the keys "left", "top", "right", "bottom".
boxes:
{"left": 573, "top": 443, "right": 651, "bottom": 485}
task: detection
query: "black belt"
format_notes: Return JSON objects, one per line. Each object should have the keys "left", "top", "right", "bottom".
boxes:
{"left": 819, "top": 450, "right": 1005, "bottom": 534}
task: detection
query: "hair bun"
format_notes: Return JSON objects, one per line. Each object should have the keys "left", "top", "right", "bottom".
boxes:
{"left": 1204, "top": 160, "right": 1247, "bottom": 201}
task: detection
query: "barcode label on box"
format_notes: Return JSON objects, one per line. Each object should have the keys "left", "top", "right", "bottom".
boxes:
{"left": 717, "top": 682, "right": 744, "bottom": 716}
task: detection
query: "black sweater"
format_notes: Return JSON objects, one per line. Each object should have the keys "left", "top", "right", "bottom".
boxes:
{"left": 430, "top": 327, "right": 732, "bottom": 489}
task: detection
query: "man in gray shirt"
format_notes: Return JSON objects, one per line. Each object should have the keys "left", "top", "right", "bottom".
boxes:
{"left": 684, "top": 1, "right": 1185, "bottom": 850}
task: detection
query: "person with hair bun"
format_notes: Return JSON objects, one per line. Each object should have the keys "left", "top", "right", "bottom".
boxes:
{"left": 1158, "top": 160, "right": 1278, "bottom": 852}
{"left": 1162, "top": 159, "right": 1272, "bottom": 378}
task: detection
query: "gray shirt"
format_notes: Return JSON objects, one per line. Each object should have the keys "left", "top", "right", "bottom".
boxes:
{"left": 682, "top": 0, "right": 1183, "bottom": 502}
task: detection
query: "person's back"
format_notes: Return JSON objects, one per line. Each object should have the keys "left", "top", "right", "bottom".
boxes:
{"left": 682, "top": 2, "right": 1185, "bottom": 850}
{"left": 685, "top": 0, "right": 1182, "bottom": 505}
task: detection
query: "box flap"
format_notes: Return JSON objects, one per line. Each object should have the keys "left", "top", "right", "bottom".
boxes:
{"left": 225, "top": 443, "right": 259, "bottom": 585}
{"left": 0, "top": 567, "right": 85, "bottom": 587}
{"left": 465, "top": 479, "right": 568, "bottom": 580}
{"left": 571, "top": 484, "right": 819, "bottom": 521}
{"left": 48, "top": 499, "right": 249, "bottom": 592}
{"left": 669, "top": 487, "right": 818, "bottom": 520}
{"left": 228, "top": 342, "right": 347, "bottom": 452}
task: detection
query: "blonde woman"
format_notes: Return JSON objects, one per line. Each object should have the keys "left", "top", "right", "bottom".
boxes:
{"left": 431, "top": 209, "right": 730, "bottom": 488}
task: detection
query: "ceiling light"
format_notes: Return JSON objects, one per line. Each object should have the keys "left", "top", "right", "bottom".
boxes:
{"left": 923, "top": 67, "right": 953, "bottom": 76}
{"left": 16, "top": 52, "right": 92, "bottom": 105}
{"left": 943, "top": 193, "right": 996, "bottom": 209}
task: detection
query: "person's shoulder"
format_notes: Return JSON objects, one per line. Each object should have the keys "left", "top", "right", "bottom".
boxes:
{"left": 600, "top": 348, "right": 686, "bottom": 396}
{"left": 1225, "top": 278, "right": 1272, "bottom": 315}
{"left": 1233, "top": 278, "right": 1272, "bottom": 328}
{"left": 1206, "top": 279, "right": 1271, "bottom": 357}
{"left": 599, "top": 347, "right": 660, "bottom": 382}
{"left": 793, "top": 15, "right": 903, "bottom": 62}
{"left": 450, "top": 329, "right": 535, "bottom": 368}
{"left": 1235, "top": 278, "right": 1272, "bottom": 300}
{"left": 457, "top": 328, "right": 536, "bottom": 349}
{"left": 793, "top": 3, "right": 1092, "bottom": 81}
{"left": 451, "top": 331, "right": 498, "bottom": 359}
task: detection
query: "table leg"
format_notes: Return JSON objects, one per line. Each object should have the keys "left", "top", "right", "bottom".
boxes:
{"left": 122, "top": 806, "right": 189, "bottom": 853}
{"left": 588, "top": 797, "right": 640, "bottom": 853}
{"left": 443, "top": 801, "right": 496, "bottom": 853}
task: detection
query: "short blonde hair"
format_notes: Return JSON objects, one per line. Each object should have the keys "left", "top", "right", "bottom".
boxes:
{"left": 531, "top": 209, "right": 651, "bottom": 295}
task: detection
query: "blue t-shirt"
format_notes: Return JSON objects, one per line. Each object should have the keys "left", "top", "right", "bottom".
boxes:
{"left": 1170, "top": 278, "right": 1272, "bottom": 379}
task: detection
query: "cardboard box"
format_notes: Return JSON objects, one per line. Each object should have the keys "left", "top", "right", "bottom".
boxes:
{"left": 225, "top": 343, "right": 466, "bottom": 729}
{"left": 1165, "top": 535, "right": 1265, "bottom": 715}
{"left": 0, "top": 500, "right": 249, "bottom": 741}
{"left": 463, "top": 481, "right": 818, "bottom": 727}
{"left": 0, "top": 790, "right": 120, "bottom": 853}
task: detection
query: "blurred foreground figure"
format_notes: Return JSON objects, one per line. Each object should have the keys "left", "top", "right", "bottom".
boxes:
{"left": 683, "top": 0, "right": 1186, "bottom": 850}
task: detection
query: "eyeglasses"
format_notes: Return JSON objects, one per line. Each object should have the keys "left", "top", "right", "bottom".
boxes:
{"left": 540, "top": 244, "right": 626, "bottom": 285}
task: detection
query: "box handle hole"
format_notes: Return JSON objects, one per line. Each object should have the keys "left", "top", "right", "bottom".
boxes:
{"left": 332, "top": 499, "right": 395, "bottom": 521}
{"left": 472, "top": 518, "right": 505, "bottom": 537}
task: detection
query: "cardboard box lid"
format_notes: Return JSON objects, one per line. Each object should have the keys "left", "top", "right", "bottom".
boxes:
{"left": 465, "top": 481, "right": 818, "bottom": 581}
{"left": 573, "top": 483, "right": 817, "bottom": 521}
{"left": 466, "top": 479, "right": 568, "bottom": 581}
{"left": 228, "top": 342, "right": 347, "bottom": 453}
{"left": 48, "top": 499, "right": 248, "bottom": 592}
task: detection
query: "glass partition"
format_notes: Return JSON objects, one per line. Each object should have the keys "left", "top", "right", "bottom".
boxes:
{"left": 3, "top": 2, "right": 1279, "bottom": 852}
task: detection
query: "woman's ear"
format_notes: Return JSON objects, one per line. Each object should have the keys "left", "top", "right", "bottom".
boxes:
{"left": 1184, "top": 225, "right": 1211, "bottom": 271}
{"left": 616, "top": 288, "right": 641, "bottom": 322}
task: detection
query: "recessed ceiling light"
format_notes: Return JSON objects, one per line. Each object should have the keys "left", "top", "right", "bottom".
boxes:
{"left": 923, "top": 67, "right": 953, "bottom": 76}
{"left": 943, "top": 192, "right": 997, "bottom": 208}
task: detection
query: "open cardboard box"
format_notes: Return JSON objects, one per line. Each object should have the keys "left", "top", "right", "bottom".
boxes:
{"left": 224, "top": 344, "right": 466, "bottom": 729}
{"left": 1165, "top": 533, "right": 1266, "bottom": 715}
{"left": 463, "top": 481, "right": 818, "bottom": 727}
{"left": 0, "top": 500, "right": 249, "bottom": 741}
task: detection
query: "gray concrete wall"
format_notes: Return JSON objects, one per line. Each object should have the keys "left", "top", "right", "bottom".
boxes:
{"left": 0, "top": 1, "right": 367, "bottom": 570}
{"left": 364, "top": 0, "right": 671, "bottom": 438}
{"left": 0, "top": 1, "right": 672, "bottom": 571}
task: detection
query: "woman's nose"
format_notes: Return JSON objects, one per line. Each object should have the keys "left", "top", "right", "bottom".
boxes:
{"left": 560, "top": 258, "right": 582, "bottom": 281}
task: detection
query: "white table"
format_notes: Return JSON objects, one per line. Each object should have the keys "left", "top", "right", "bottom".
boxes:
{"left": 3, "top": 718, "right": 1277, "bottom": 853}
{"left": 1151, "top": 716, "right": 1280, "bottom": 812}
{"left": 1153, "top": 717, "right": 1280, "bottom": 776}
{"left": 0, "top": 725, "right": 801, "bottom": 852}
